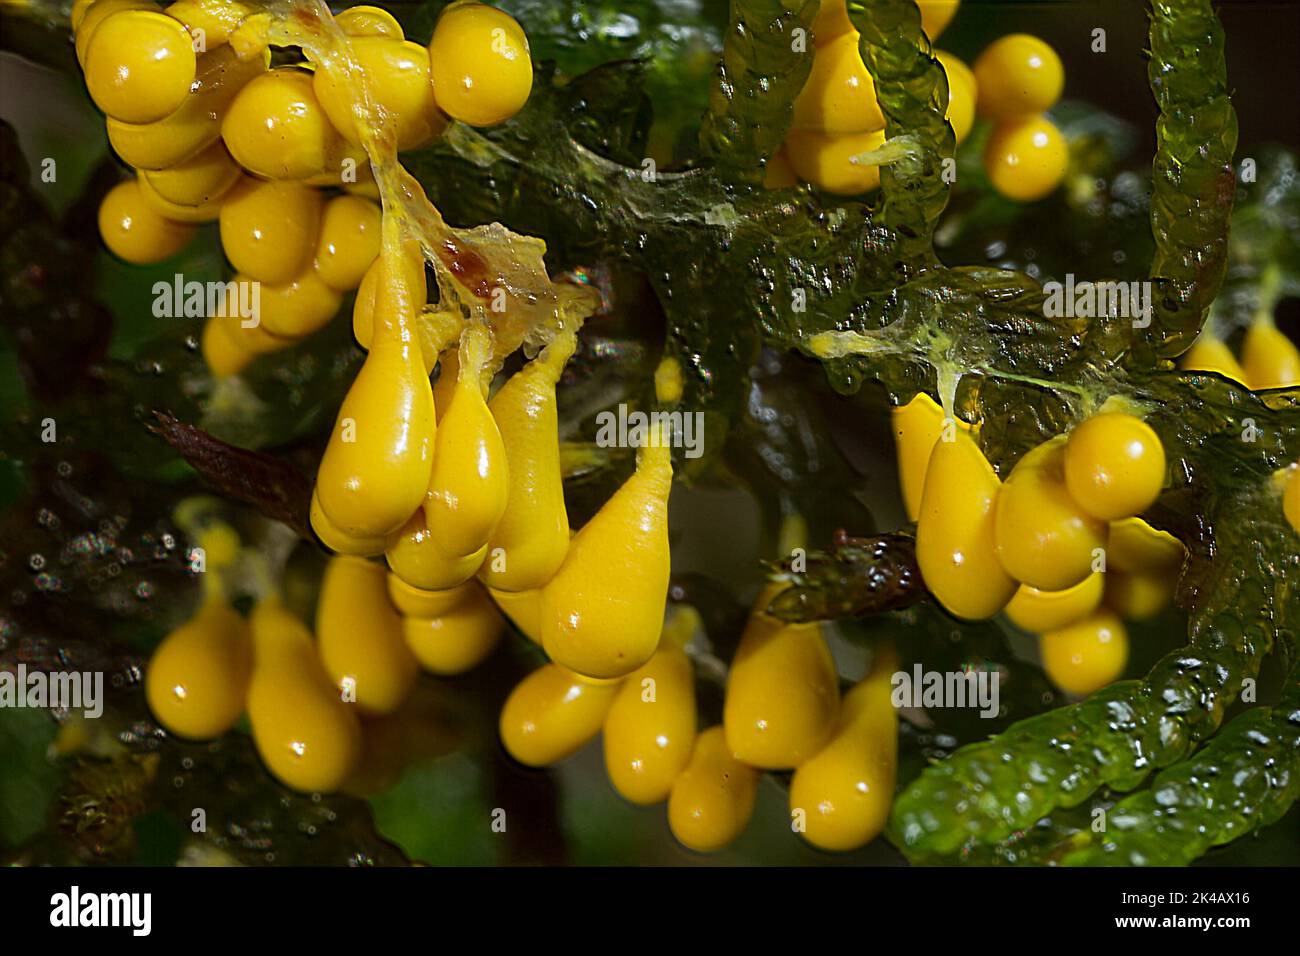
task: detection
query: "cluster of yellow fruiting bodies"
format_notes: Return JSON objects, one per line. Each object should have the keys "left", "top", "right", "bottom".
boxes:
{"left": 896, "top": 395, "right": 1176, "bottom": 696}
{"left": 1181, "top": 319, "right": 1300, "bottom": 390}
{"left": 767, "top": 2, "right": 1067, "bottom": 203}
{"left": 76, "top": 0, "right": 532, "bottom": 375}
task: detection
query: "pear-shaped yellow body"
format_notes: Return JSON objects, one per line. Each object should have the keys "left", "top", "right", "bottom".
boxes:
{"left": 145, "top": 590, "right": 252, "bottom": 740}
{"left": 400, "top": 583, "right": 503, "bottom": 676}
{"left": 789, "top": 647, "right": 898, "bottom": 851}
{"left": 499, "top": 663, "right": 621, "bottom": 767}
{"left": 246, "top": 598, "right": 361, "bottom": 792}
{"left": 480, "top": 333, "right": 573, "bottom": 591}
{"left": 723, "top": 589, "right": 840, "bottom": 769}
{"left": 316, "top": 556, "right": 418, "bottom": 716}
{"left": 315, "top": 249, "right": 435, "bottom": 539}
{"left": 1004, "top": 573, "right": 1104, "bottom": 634}
{"left": 488, "top": 586, "right": 543, "bottom": 644}
{"left": 667, "top": 725, "right": 760, "bottom": 853}
{"left": 386, "top": 504, "right": 486, "bottom": 590}
{"left": 539, "top": 438, "right": 673, "bottom": 679}
{"left": 309, "top": 488, "right": 388, "bottom": 557}
{"left": 915, "top": 428, "right": 1018, "bottom": 619}
{"left": 424, "top": 326, "right": 510, "bottom": 557}
{"left": 602, "top": 644, "right": 697, "bottom": 805}
{"left": 892, "top": 393, "right": 968, "bottom": 522}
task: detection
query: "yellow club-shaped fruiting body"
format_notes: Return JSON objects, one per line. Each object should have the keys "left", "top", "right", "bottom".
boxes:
{"left": 479, "top": 332, "right": 574, "bottom": 592}
{"left": 791, "top": 32, "right": 885, "bottom": 135}
{"left": 386, "top": 505, "right": 487, "bottom": 591}
{"left": 252, "top": 268, "right": 344, "bottom": 340}
{"left": 974, "top": 33, "right": 1064, "bottom": 121}
{"left": 936, "top": 51, "right": 976, "bottom": 145}
{"left": 784, "top": 127, "right": 885, "bottom": 196}
{"left": 1039, "top": 610, "right": 1128, "bottom": 697}
{"left": 105, "top": 44, "right": 269, "bottom": 170}
{"left": 1106, "top": 517, "right": 1185, "bottom": 574}
{"left": 165, "top": 0, "right": 252, "bottom": 51}
{"left": 915, "top": 428, "right": 1018, "bottom": 619}
{"left": 84, "top": 10, "right": 197, "bottom": 125}
{"left": 75, "top": 0, "right": 153, "bottom": 66}
{"left": 892, "top": 392, "right": 969, "bottom": 523}
{"left": 246, "top": 597, "right": 361, "bottom": 792}
{"left": 724, "top": 587, "right": 839, "bottom": 769}
{"left": 1104, "top": 570, "right": 1173, "bottom": 621}
{"left": 314, "top": 38, "right": 445, "bottom": 151}
{"left": 1063, "top": 412, "right": 1166, "bottom": 522}
{"left": 1241, "top": 319, "right": 1300, "bottom": 390}
{"left": 995, "top": 436, "right": 1107, "bottom": 592}
{"left": 401, "top": 582, "right": 503, "bottom": 675}
{"left": 788, "top": 645, "right": 898, "bottom": 852}
{"left": 351, "top": 244, "right": 440, "bottom": 372}
{"left": 1285, "top": 468, "right": 1300, "bottom": 534}
{"left": 98, "top": 179, "right": 197, "bottom": 265}
{"left": 1004, "top": 573, "right": 1104, "bottom": 634}
{"left": 309, "top": 488, "right": 387, "bottom": 556}
{"left": 431, "top": 346, "right": 459, "bottom": 421}
{"left": 983, "top": 115, "right": 1068, "bottom": 202}
{"left": 314, "top": 195, "right": 382, "bottom": 292}
{"left": 145, "top": 588, "right": 252, "bottom": 740}
{"left": 602, "top": 640, "right": 697, "bottom": 805}
{"left": 499, "top": 662, "right": 621, "bottom": 767}
{"left": 1179, "top": 333, "right": 1247, "bottom": 384}
{"left": 317, "top": 555, "right": 418, "bottom": 716}
{"left": 539, "top": 434, "right": 672, "bottom": 679}
{"left": 667, "top": 725, "right": 760, "bottom": 853}
{"left": 222, "top": 68, "right": 345, "bottom": 180}
{"left": 386, "top": 573, "right": 470, "bottom": 619}
{"left": 488, "top": 585, "right": 542, "bottom": 644}
{"left": 428, "top": 2, "right": 533, "bottom": 127}
{"left": 142, "top": 140, "right": 241, "bottom": 208}
{"left": 424, "top": 325, "right": 510, "bottom": 557}
{"left": 219, "top": 177, "right": 323, "bottom": 285}
{"left": 335, "top": 4, "right": 404, "bottom": 38}
{"left": 315, "top": 247, "right": 436, "bottom": 539}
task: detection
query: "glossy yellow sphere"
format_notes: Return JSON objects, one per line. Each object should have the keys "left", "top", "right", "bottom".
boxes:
{"left": 915, "top": 428, "right": 1018, "bottom": 619}
{"left": 788, "top": 650, "right": 897, "bottom": 852}
{"left": 499, "top": 663, "right": 621, "bottom": 767}
{"left": 1004, "top": 573, "right": 1104, "bottom": 634}
{"left": 75, "top": 0, "right": 152, "bottom": 66}
{"left": 983, "top": 115, "right": 1068, "bottom": 202}
{"left": 253, "top": 269, "right": 344, "bottom": 340}
{"left": 1039, "top": 610, "right": 1128, "bottom": 697}
{"left": 401, "top": 584, "right": 503, "bottom": 675}
{"left": 1241, "top": 320, "right": 1300, "bottom": 390}
{"left": 791, "top": 32, "right": 884, "bottom": 135}
{"left": 995, "top": 436, "right": 1108, "bottom": 592}
{"left": 219, "top": 177, "right": 323, "bottom": 285}
{"left": 222, "top": 67, "right": 344, "bottom": 180}
{"left": 428, "top": 2, "right": 533, "bottom": 127}
{"left": 1063, "top": 412, "right": 1166, "bottom": 521}
{"left": 98, "top": 179, "right": 197, "bottom": 265}
{"left": 84, "top": 10, "right": 197, "bottom": 124}
{"left": 936, "top": 50, "right": 976, "bottom": 145}
{"left": 386, "top": 506, "right": 487, "bottom": 591}
{"left": 313, "top": 195, "right": 381, "bottom": 291}
{"left": 667, "top": 725, "right": 760, "bottom": 853}
{"left": 785, "top": 127, "right": 884, "bottom": 195}
{"left": 1104, "top": 571, "right": 1173, "bottom": 621}
{"left": 335, "top": 4, "right": 404, "bottom": 38}
{"left": 316, "top": 555, "right": 418, "bottom": 716}
{"left": 602, "top": 645, "right": 696, "bottom": 805}
{"left": 145, "top": 592, "right": 252, "bottom": 740}
{"left": 974, "top": 33, "right": 1064, "bottom": 121}
{"left": 724, "top": 593, "right": 840, "bottom": 769}
{"left": 314, "top": 38, "right": 445, "bottom": 151}
{"left": 141, "top": 140, "right": 241, "bottom": 207}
